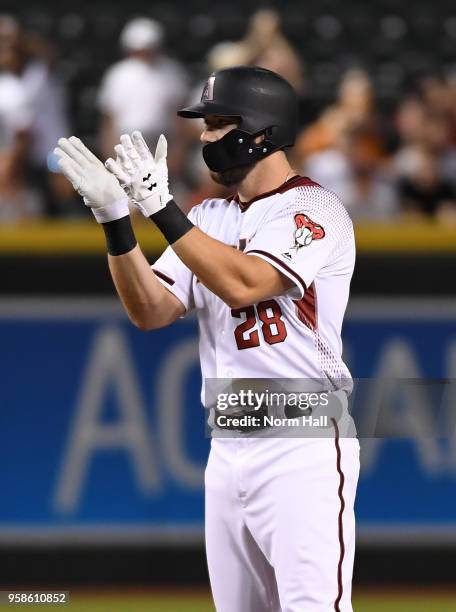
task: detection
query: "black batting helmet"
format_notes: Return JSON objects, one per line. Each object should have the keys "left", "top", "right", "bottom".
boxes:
{"left": 177, "top": 66, "right": 298, "bottom": 172}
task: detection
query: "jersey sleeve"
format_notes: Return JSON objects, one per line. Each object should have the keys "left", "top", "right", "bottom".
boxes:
{"left": 244, "top": 187, "right": 353, "bottom": 299}
{"left": 151, "top": 205, "right": 199, "bottom": 313}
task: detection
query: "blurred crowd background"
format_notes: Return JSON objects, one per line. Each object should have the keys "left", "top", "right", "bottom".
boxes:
{"left": 2, "top": 2, "right": 456, "bottom": 223}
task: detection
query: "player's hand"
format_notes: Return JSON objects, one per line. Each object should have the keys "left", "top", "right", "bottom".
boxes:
{"left": 105, "top": 131, "right": 173, "bottom": 218}
{"left": 54, "top": 136, "right": 129, "bottom": 224}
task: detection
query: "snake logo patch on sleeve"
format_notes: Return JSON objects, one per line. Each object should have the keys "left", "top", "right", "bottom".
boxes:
{"left": 292, "top": 213, "right": 325, "bottom": 249}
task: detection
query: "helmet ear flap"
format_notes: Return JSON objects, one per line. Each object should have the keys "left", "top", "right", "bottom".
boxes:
{"left": 250, "top": 125, "right": 287, "bottom": 152}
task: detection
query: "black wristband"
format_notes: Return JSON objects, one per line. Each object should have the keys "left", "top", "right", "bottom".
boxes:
{"left": 150, "top": 200, "right": 194, "bottom": 244}
{"left": 102, "top": 215, "right": 137, "bottom": 256}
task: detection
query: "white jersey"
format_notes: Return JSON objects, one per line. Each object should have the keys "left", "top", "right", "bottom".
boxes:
{"left": 152, "top": 176, "right": 355, "bottom": 403}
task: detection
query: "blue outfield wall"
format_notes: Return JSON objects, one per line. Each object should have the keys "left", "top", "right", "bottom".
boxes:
{"left": 0, "top": 297, "right": 455, "bottom": 544}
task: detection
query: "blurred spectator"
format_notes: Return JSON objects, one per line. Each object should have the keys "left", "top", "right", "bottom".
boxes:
{"left": 0, "top": 16, "right": 40, "bottom": 222}
{"left": 393, "top": 96, "right": 427, "bottom": 177}
{"left": 447, "top": 72, "right": 456, "bottom": 144}
{"left": 395, "top": 106, "right": 456, "bottom": 184}
{"left": 296, "top": 69, "right": 397, "bottom": 220}
{"left": 240, "top": 9, "right": 304, "bottom": 94}
{"left": 419, "top": 76, "right": 452, "bottom": 119}
{"left": 0, "top": 15, "right": 75, "bottom": 219}
{"left": 190, "top": 9, "right": 304, "bottom": 93}
{"left": 416, "top": 76, "right": 456, "bottom": 185}
{"left": 304, "top": 126, "right": 398, "bottom": 220}
{"left": 398, "top": 146, "right": 456, "bottom": 222}
{"left": 295, "top": 69, "right": 381, "bottom": 161}
{"left": 98, "top": 17, "right": 187, "bottom": 159}
{"left": 421, "top": 114, "right": 456, "bottom": 188}
{"left": 20, "top": 36, "right": 74, "bottom": 217}
{"left": 393, "top": 78, "right": 456, "bottom": 225}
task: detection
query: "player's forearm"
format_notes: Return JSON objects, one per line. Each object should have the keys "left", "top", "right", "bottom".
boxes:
{"left": 172, "top": 226, "right": 284, "bottom": 308}
{"left": 108, "top": 245, "right": 184, "bottom": 329}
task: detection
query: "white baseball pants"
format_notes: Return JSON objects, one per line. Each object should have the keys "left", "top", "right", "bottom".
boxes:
{"left": 205, "top": 433, "right": 360, "bottom": 612}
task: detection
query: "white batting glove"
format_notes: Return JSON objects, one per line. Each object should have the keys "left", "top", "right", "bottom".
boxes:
{"left": 54, "top": 136, "right": 129, "bottom": 224}
{"left": 105, "top": 131, "right": 173, "bottom": 218}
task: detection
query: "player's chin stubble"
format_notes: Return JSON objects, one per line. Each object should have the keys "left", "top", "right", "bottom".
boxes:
{"left": 209, "top": 163, "right": 256, "bottom": 187}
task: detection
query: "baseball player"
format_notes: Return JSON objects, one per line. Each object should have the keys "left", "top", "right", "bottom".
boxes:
{"left": 55, "top": 66, "right": 359, "bottom": 612}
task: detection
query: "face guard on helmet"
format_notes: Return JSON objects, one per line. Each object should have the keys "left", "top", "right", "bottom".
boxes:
{"left": 177, "top": 66, "right": 298, "bottom": 173}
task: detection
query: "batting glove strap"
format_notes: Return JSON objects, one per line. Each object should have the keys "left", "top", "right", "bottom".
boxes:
{"left": 134, "top": 187, "right": 173, "bottom": 218}
{"left": 150, "top": 200, "right": 194, "bottom": 244}
{"left": 90, "top": 196, "right": 130, "bottom": 224}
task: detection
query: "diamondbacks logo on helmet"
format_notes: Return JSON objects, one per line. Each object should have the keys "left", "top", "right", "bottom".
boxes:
{"left": 201, "top": 75, "right": 215, "bottom": 102}
{"left": 293, "top": 214, "right": 325, "bottom": 248}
